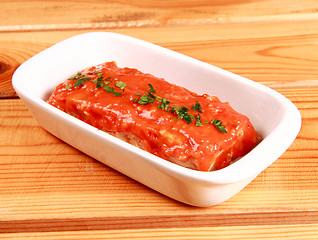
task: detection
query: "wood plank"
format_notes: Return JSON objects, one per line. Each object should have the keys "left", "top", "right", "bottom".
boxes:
{"left": 1, "top": 0, "right": 318, "bottom": 30}
{"left": 0, "top": 96, "right": 316, "bottom": 221}
{"left": 0, "top": 224, "right": 318, "bottom": 239}
{"left": 1, "top": 0, "right": 317, "bottom": 238}
{"left": 0, "top": 212, "right": 317, "bottom": 234}
{"left": 1, "top": 20, "right": 318, "bottom": 97}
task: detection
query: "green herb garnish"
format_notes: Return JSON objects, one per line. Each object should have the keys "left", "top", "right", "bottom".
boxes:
{"left": 103, "top": 83, "right": 124, "bottom": 96}
{"left": 157, "top": 97, "right": 171, "bottom": 111}
{"left": 134, "top": 84, "right": 206, "bottom": 126}
{"left": 176, "top": 106, "right": 193, "bottom": 124}
{"left": 211, "top": 119, "right": 227, "bottom": 133}
{"left": 66, "top": 72, "right": 227, "bottom": 131}
{"left": 170, "top": 106, "right": 195, "bottom": 124}
{"left": 69, "top": 72, "right": 90, "bottom": 87}
{"left": 67, "top": 70, "right": 125, "bottom": 97}
{"left": 148, "top": 84, "right": 156, "bottom": 93}
{"left": 103, "top": 85, "right": 114, "bottom": 93}
{"left": 93, "top": 76, "right": 111, "bottom": 88}
{"left": 111, "top": 91, "right": 123, "bottom": 97}
{"left": 191, "top": 101, "right": 202, "bottom": 113}
{"left": 134, "top": 84, "right": 157, "bottom": 105}
{"left": 138, "top": 95, "right": 155, "bottom": 105}
{"left": 116, "top": 81, "right": 127, "bottom": 90}
{"left": 195, "top": 114, "right": 203, "bottom": 126}
{"left": 91, "top": 71, "right": 125, "bottom": 96}
{"left": 69, "top": 72, "right": 82, "bottom": 80}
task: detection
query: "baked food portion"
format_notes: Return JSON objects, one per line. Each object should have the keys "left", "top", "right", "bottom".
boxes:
{"left": 47, "top": 61, "right": 258, "bottom": 171}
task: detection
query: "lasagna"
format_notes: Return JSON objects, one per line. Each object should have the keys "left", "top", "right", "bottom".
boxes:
{"left": 47, "top": 61, "right": 258, "bottom": 171}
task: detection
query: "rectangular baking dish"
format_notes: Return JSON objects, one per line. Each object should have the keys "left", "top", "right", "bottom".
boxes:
{"left": 12, "top": 32, "right": 301, "bottom": 207}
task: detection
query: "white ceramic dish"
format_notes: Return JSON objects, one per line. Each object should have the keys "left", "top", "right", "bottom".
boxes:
{"left": 12, "top": 32, "right": 301, "bottom": 207}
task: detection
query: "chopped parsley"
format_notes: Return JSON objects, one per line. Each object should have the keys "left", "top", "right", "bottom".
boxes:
{"left": 69, "top": 72, "right": 82, "bottom": 80}
{"left": 93, "top": 74, "right": 112, "bottom": 88}
{"left": 157, "top": 97, "right": 170, "bottom": 111}
{"left": 69, "top": 72, "right": 90, "bottom": 87}
{"left": 148, "top": 83, "right": 156, "bottom": 93}
{"left": 133, "top": 84, "right": 209, "bottom": 126}
{"left": 134, "top": 84, "right": 227, "bottom": 131}
{"left": 195, "top": 114, "right": 203, "bottom": 126}
{"left": 116, "top": 81, "right": 127, "bottom": 90}
{"left": 133, "top": 84, "right": 158, "bottom": 105}
{"left": 191, "top": 101, "right": 202, "bottom": 113}
{"left": 66, "top": 71, "right": 227, "bottom": 131}
{"left": 171, "top": 106, "right": 194, "bottom": 124}
{"left": 67, "top": 70, "right": 125, "bottom": 97}
{"left": 211, "top": 119, "right": 227, "bottom": 133}
{"left": 138, "top": 95, "right": 156, "bottom": 105}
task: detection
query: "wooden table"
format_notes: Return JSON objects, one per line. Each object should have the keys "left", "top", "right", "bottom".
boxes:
{"left": 1, "top": 1, "right": 317, "bottom": 239}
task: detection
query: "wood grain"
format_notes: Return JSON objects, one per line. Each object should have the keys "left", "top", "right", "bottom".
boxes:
{"left": 1, "top": 0, "right": 318, "bottom": 30}
{"left": 0, "top": 212, "right": 318, "bottom": 234}
{"left": 1, "top": 0, "right": 318, "bottom": 238}
{"left": 2, "top": 20, "right": 318, "bottom": 97}
{"left": 0, "top": 225, "right": 317, "bottom": 240}
{"left": 0, "top": 97, "right": 317, "bottom": 226}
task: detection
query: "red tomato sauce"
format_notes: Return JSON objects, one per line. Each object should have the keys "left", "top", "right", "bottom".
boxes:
{"left": 47, "top": 61, "right": 258, "bottom": 171}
